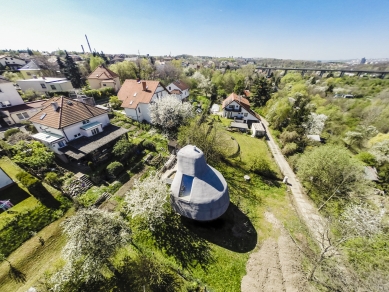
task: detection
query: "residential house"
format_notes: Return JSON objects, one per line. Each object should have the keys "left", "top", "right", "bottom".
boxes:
{"left": 19, "top": 60, "right": 43, "bottom": 79}
{"left": 117, "top": 79, "right": 169, "bottom": 123}
{"left": 28, "top": 96, "right": 129, "bottom": 163}
{"left": 0, "top": 55, "right": 26, "bottom": 70}
{"left": 167, "top": 80, "right": 190, "bottom": 100}
{"left": 0, "top": 75, "right": 45, "bottom": 126}
{"left": 87, "top": 65, "right": 121, "bottom": 92}
{"left": 17, "top": 77, "right": 74, "bottom": 94}
{"left": 222, "top": 92, "right": 260, "bottom": 126}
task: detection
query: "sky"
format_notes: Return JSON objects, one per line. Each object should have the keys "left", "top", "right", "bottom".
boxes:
{"left": 2, "top": 0, "right": 389, "bottom": 60}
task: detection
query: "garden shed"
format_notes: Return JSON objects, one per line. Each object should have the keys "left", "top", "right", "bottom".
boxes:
{"left": 170, "top": 145, "right": 229, "bottom": 221}
{"left": 251, "top": 122, "right": 266, "bottom": 137}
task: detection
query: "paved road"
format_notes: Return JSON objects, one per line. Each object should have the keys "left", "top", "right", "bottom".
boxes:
{"left": 260, "top": 117, "right": 326, "bottom": 241}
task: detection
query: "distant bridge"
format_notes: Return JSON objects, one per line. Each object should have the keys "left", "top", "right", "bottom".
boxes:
{"left": 255, "top": 66, "right": 389, "bottom": 79}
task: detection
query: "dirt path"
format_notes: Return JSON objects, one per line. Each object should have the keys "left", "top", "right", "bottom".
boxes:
{"left": 260, "top": 117, "right": 326, "bottom": 240}
{"left": 241, "top": 212, "right": 310, "bottom": 292}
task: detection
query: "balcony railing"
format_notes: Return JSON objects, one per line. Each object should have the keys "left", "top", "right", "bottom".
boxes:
{"left": 224, "top": 106, "right": 241, "bottom": 112}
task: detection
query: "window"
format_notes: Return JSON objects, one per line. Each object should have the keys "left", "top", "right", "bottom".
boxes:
{"left": 50, "top": 85, "right": 56, "bottom": 90}
{"left": 228, "top": 105, "right": 233, "bottom": 109}
{"left": 82, "top": 119, "right": 90, "bottom": 124}
{"left": 74, "top": 133, "right": 81, "bottom": 138}
{"left": 40, "top": 83, "right": 47, "bottom": 89}
{"left": 138, "top": 107, "right": 141, "bottom": 113}
{"left": 16, "top": 112, "right": 29, "bottom": 120}
{"left": 10, "top": 58, "right": 13, "bottom": 60}
{"left": 103, "top": 83, "right": 106, "bottom": 86}
{"left": 169, "top": 86, "right": 171, "bottom": 90}
{"left": 91, "top": 128, "right": 100, "bottom": 135}
{"left": 244, "top": 113, "right": 248, "bottom": 117}
{"left": 57, "top": 141, "right": 65, "bottom": 148}
{"left": 0, "top": 88, "right": 2, "bottom": 93}
{"left": 27, "top": 72, "right": 31, "bottom": 76}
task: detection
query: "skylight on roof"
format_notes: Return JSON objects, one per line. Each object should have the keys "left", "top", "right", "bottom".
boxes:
{"left": 129, "top": 101, "right": 133, "bottom": 105}
{"left": 133, "top": 93, "right": 137, "bottom": 97}
{"left": 40, "top": 113, "right": 47, "bottom": 120}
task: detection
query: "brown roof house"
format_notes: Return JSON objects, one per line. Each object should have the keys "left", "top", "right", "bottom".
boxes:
{"left": 28, "top": 96, "right": 129, "bottom": 163}
{"left": 117, "top": 79, "right": 169, "bottom": 123}
{"left": 87, "top": 65, "right": 121, "bottom": 92}
{"left": 222, "top": 93, "right": 260, "bottom": 126}
{"left": 167, "top": 80, "right": 190, "bottom": 100}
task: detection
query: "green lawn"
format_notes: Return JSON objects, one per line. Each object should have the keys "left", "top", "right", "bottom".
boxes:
{"left": 0, "top": 156, "right": 71, "bottom": 256}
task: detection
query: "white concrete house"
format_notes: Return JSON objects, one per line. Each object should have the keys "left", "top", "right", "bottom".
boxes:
{"left": 0, "top": 76, "right": 45, "bottom": 127}
{"left": 87, "top": 65, "right": 121, "bottom": 92}
{"left": 167, "top": 80, "right": 190, "bottom": 100}
{"left": 0, "top": 55, "right": 26, "bottom": 70}
{"left": 222, "top": 93, "right": 260, "bottom": 125}
{"left": 17, "top": 77, "right": 74, "bottom": 94}
{"left": 118, "top": 79, "right": 169, "bottom": 123}
{"left": 28, "top": 96, "right": 128, "bottom": 162}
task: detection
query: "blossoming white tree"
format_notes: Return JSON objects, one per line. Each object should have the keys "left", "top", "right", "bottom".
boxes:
{"left": 124, "top": 172, "right": 169, "bottom": 230}
{"left": 150, "top": 94, "right": 193, "bottom": 131}
{"left": 192, "top": 71, "right": 212, "bottom": 96}
{"left": 50, "top": 209, "right": 131, "bottom": 291}
{"left": 304, "top": 113, "right": 328, "bottom": 135}
{"left": 341, "top": 204, "right": 385, "bottom": 238}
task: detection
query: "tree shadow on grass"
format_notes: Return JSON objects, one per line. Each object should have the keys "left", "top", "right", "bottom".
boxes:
{"left": 31, "top": 183, "right": 61, "bottom": 209}
{"left": 9, "top": 265, "right": 26, "bottom": 283}
{"left": 151, "top": 211, "right": 214, "bottom": 271}
{"left": 182, "top": 203, "right": 257, "bottom": 253}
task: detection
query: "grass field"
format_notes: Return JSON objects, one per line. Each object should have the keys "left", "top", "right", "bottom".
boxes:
{"left": 0, "top": 118, "right": 310, "bottom": 291}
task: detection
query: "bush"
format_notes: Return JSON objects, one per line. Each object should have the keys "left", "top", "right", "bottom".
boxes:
{"left": 356, "top": 152, "right": 376, "bottom": 166}
{"left": 109, "top": 95, "right": 122, "bottom": 109}
{"left": 143, "top": 139, "right": 156, "bottom": 151}
{"left": 83, "top": 87, "right": 115, "bottom": 100}
{"left": 250, "top": 156, "right": 277, "bottom": 179}
{"left": 16, "top": 171, "right": 39, "bottom": 191}
{"left": 281, "top": 142, "right": 298, "bottom": 156}
{"left": 279, "top": 130, "right": 299, "bottom": 145}
{"left": 106, "top": 161, "right": 124, "bottom": 178}
{"left": 4, "top": 128, "right": 20, "bottom": 140}
{"left": 44, "top": 172, "right": 61, "bottom": 187}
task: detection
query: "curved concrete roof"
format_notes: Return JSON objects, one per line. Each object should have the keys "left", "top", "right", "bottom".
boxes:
{"left": 170, "top": 145, "right": 229, "bottom": 221}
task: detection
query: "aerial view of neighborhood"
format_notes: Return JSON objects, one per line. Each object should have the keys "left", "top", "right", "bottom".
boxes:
{"left": 0, "top": 1, "right": 388, "bottom": 291}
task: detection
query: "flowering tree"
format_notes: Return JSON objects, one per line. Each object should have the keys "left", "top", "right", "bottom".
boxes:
{"left": 149, "top": 94, "right": 193, "bottom": 131}
{"left": 369, "top": 140, "right": 389, "bottom": 165}
{"left": 123, "top": 172, "right": 169, "bottom": 230}
{"left": 192, "top": 72, "right": 212, "bottom": 96}
{"left": 50, "top": 209, "right": 131, "bottom": 290}
{"left": 341, "top": 204, "right": 385, "bottom": 238}
{"left": 303, "top": 113, "right": 328, "bottom": 135}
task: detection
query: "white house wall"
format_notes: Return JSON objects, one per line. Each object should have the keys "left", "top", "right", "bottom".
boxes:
{"left": 168, "top": 83, "right": 189, "bottom": 100}
{"left": 223, "top": 101, "right": 258, "bottom": 122}
{"left": 88, "top": 79, "right": 101, "bottom": 90}
{"left": 124, "top": 108, "right": 138, "bottom": 121}
{"left": 18, "top": 80, "right": 74, "bottom": 93}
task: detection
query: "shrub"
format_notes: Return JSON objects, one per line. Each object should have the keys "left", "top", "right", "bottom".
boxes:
{"left": 83, "top": 87, "right": 115, "bottom": 100}
{"left": 44, "top": 172, "right": 61, "bottom": 187}
{"left": 282, "top": 142, "right": 298, "bottom": 156}
{"left": 356, "top": 152, "right": 376, "bottom": 166}
{"left": 16, "top": 171, "right": 40, "bottom": 193}
{"left": 250, "top": 156, "right": 277, "bottom": 179}
{"left": 142, "top": 139, "right": 156, "bottom": 151}
{"left": 106, "top": 161, "right": 124, "bottom": 178}
{"left": 279, "top": 130, "right": 299, "bottom": 145}
{"left": 4, "top": 128, "right": 20, "bottom": 140}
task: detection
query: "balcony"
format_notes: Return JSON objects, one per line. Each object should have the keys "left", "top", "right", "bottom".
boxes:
{"left": 224, "top": 106, "right": 241, "bottom": 112}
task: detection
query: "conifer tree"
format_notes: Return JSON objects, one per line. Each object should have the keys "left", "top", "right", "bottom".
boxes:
{"left": 64, "top": 50, "right": 84, "bottom": 88}
{"left": 100, "top": 51, "right": 109, "bottom": 65}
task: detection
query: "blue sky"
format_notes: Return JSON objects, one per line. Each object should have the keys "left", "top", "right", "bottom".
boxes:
{"left": 2, "top": 0, "right": 389, "bottom": 60}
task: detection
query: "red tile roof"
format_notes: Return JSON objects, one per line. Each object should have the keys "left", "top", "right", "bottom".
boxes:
{"left": 118, "top": 79, "right": 167, "bottom": 109}
{"left": 172, "top": 80, "right": 189, "bottom": 91}
{"left": 222, "top": 92, "right": 260, "bottom": 120}
{"left": 88, "top": 65, "right": 119, "bottom": 80}
{"left": 29, "top": 96, "right": 107, "bottom": 129}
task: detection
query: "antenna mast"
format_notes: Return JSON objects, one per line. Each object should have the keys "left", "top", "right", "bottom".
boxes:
{"left": 85, "top": 34, "right": 92, "bottom": 53}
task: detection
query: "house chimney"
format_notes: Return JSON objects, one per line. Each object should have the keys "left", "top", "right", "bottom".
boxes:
{"left": 142, "top": 81, "right": 147, "bottom": 91}
{"left": 51, "top": 102, "right": 58, "bottom": 111}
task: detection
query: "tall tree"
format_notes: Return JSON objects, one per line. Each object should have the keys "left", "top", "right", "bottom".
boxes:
{"left": 251, "top": 76, "right": 272, "bottom": 107}
{"left": 100, "top": 51, "right": 109, "bottom": 65}
{"left": 233, "top": 79, "right": 245, "bottom": 95}
{"left": 64, "top": 50, "right": 84, "bottom": 88}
